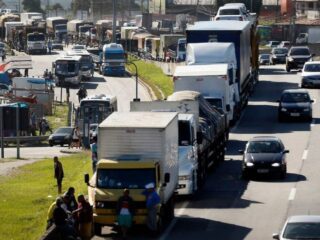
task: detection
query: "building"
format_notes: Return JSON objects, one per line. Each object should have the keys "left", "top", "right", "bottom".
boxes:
{"left": 296, "top": 0, "right": 320, "bottom": 19}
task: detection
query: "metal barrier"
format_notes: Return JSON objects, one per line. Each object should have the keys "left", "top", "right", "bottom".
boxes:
{"left": 0, "top": 135, "right": 48, "bottom": 144}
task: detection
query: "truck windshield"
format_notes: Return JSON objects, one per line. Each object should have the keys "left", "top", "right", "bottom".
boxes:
{"left": 178, "top": 42, "right": 186, "bottom": 52}
{"left": 56, "top": 61, "right": 79, "bottom": 74}
{"left": 220, "top": 9, "right": 240, "bottom": 15}
{"left": 55, "top": 25, "right": 66, "bottom": 30}
{"left": 80, "top": 55, "right": 93, "bottom": 68}
{"left": 28, "top": 34, "right": 45, "bottom": 41}
{"left": 179, "top": 121, "right": 191, "bottom": 146}
{"left": 80, "top": 26, "right": 92, "bottom": 33}
{"left": 97, "top": 169, "right": 156, "bottom": 189}
{"left": 106, "top": 53, "right": 124, "bottom": 60}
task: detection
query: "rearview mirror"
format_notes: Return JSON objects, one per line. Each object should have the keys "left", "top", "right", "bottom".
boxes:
{"left": 197, "top": 132, "right": 203, "bottom": 144}
{"left": 310, "top": 99, "right": 314, "bottom": 103}
{"left": 164, "top": 173, "right": 170, "bottom": 183}
{"left": 84, "top": 173, "right": 90, "bottom": 184}
{"left": 238, "top": 150, "right": 244, "bottom": 154}
{"left": 272, "top": 233, "right": 280, "bottom": 240}
{"left": 312, "top": 53, "right": 316, "bottom": 57}
{"left": 226, "top": 104, "right": 231, "bottom": 112}
{"left": 283, "top": 150, "right": 289, "bottom": 154}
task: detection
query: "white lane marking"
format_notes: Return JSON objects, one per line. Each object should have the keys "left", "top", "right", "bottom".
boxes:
{"left": 288, "top": 188, "right": 296, "bottom": 201}
{"left": 159, "top": 201, "right": 189, "bottom": 240}
{"left": 302, "top": 150, "right": 308, "bottom": 161}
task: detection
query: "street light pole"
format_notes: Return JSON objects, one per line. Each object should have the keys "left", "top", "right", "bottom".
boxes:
{"left": 16, "top": 104, "right": 20, "bottom": 159}
{"left": 112, "top": 0, "right": 117, "bottom": 43}
{"left": 127, "top": 61, "right": 140, "bottom": 102}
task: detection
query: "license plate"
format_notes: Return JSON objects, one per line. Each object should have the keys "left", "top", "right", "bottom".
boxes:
{"left": 257, "top": 169, "right": 269, "bottom": 173}
{"left": 290, "top": 113, "right": 300, "bottom": 117}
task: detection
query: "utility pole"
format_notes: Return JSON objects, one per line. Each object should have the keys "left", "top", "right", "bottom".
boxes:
{"left": 196, "top": 0, "right": 200, "bottom": 21}
{"left": 112, "top": 0, "right": 117, "bottom": 43}
{"left": 292, "top": 0, "right": 297, "bottom": 43}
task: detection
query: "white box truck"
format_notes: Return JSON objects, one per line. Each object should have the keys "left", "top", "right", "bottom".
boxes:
{"left": 130, "top": 101, "right": 199, "bottom": 195}
{"left": 183, "top": 42, "right": 241, "bottom": 124}
{"left": 85, "top": 111, "right": 179, "bottom": 235}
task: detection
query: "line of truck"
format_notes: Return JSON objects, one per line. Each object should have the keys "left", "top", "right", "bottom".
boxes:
{"left": 82, "top": 18, "right": 259, "bottom": 235}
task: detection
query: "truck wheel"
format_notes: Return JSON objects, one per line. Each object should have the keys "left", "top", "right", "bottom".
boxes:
{"left": 94, "top": 223, "right": 102, "bottom": 236}
{"left": 286, "top": 65, "right": 291, "bottom": 72}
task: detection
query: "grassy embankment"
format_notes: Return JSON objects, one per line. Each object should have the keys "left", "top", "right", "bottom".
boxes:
{"left": 126, "top": 57, "right": 174, "bottom": 99}
{"left": 46, "top": 102, "right": 69, "bottom": 131}
{"left": 0, "top": 153, "right": 91, "bottom": 240}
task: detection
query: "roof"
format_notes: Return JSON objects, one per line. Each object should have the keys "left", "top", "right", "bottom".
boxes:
{"left": 132, "top": 33, "right": 155, "bottom": 39}
{"left": 55, "top": 55, "right": 82, "bottom": 61}
{"left": 67, "top": 50, "right": 90, "bottom": 56}
{"left": 99, "top": 112, "right": 177, "bottom": 129}
{"left": 4, "top": 56, "right": 33, "bottom": 70}
{"left": 178, "top": 113, "right": 194, "bottom": 121}
{"left": 282, "top": 89, "right": 309, "bottom": 94}
{"left": 187, "top": 20, "right": 251, "bottom": 31}
{"left": 304, "top": 61, "right": 320, "bottom": 65}
{"left": 250, "top": 136, "right": 280, "bottom": 142}
{"left": 290, "top": 46, "right": 309, "bottom": 49}
{"left": 287, "top": 215, "right": 320, "bottom": 223}
{"left": 174, "top": 64, "right": 229, "bottom": 77}
{"left": 81, "top": 94, "right": 116, "bottom": 102}
{"left": 167, "top": 91, "right": 201, "bottom": 101}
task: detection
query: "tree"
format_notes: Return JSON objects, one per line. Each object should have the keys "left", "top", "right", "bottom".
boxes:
{"left": 22, "top": 0, "right": 43, "bottom": 13}
{"left": 71, "top": 0, "right": 90, "bottom": 16}
{"left": 51, "top": 3, "right": 64, "bottom": 16}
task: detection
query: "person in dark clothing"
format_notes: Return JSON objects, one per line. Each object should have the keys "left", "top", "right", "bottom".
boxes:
{"left": 64, "top": 187, "right": 78, "bottom": 212}
{"left": 54, "top": 156, "right": 64, "bottom": 194}
{"left": 77, "top": 86, "right": 87, "bottom": 103}
{"left": 117, "top": 189, "right": 134, "bottom": 239}
{"left": 72, "top": 195, "right": 93, "bottom": 240}
{"left": 24, "top": 68, "right": 28, "bottom": 77}
{"left": 53, "top": 199, "right": 68, "bottom": 226}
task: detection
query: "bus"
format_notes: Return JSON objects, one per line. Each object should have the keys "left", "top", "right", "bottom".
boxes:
{"left": 66, "top": 50, "right": 94, "bottom": 81}
{"left": 77, "top": 94, "right": 117, "bottom": 148}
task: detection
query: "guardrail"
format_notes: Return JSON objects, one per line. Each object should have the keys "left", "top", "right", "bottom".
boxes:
{"left": 0, "top": 135, "right": 48, "bottom": 144}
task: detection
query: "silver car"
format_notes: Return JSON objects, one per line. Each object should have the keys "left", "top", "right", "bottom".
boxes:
{"left": 273, "top": 215, "right": 320, "bottom": 239}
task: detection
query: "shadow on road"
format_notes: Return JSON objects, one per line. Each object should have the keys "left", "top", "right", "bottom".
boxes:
{"left": 259, "top": 67, "right": 298, "bottom": 75}
{"left": 226, "top": 139, "right": 247, "bottom": 156}
{"left": 249, "top": 172, "right": 307, "bottom": 183}
{"left": 91, "top": 77, "right": 106, "bottom": 83}
{"left": 169, "top": 215, "right": 251, "bottom": 240}
{"left": 82, "top": 82, "right": 99, "bottom": 90}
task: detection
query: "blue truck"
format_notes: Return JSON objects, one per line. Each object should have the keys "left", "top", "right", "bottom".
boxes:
{"left": 99, "top": 43, "right": 125, "bottom": 76}
{"left": 186, "top": 20, "right": 259, "bottom": 109}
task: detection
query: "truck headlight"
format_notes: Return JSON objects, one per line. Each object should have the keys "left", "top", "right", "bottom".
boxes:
{"left": 288, "top": 57, "right": 294, "bottom": 62}
{"left": 271, "top": 163, "right": 280, "bottom": 167}
{"left": 281, "top": 108, "right": 287, "bottom": 112}
{"left": 303, "top": 108, "right": 310, "bottom": 112}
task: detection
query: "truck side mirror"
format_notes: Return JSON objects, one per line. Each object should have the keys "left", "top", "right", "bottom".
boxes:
{"left": 84, "top": 173, "right": 90, "bottom": 184}
{"left": 226, "top": 104, "right": 231, "bottom": 112}
{"left": 164, "top": 173, "right": 170, "bottom": 183}
{"left": 197, "top": 132, "right": 203, "bottom": 144}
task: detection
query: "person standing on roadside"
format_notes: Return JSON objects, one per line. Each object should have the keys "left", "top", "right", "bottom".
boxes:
{"left": 54, "top": 156, "right": 64, "bottom": 194}
{"left": 142, "top": 182, "right": 160, "bottom": 235}
{"left": 117, "top": 189, "right": 134, "bottom": 239}
{"left": 90, "top": 136, "right": 98, "bottom": 172}
{"left": 72, "top": 194, "right": 93, "bottom": 240}
{"left": 48, "top": 39, "right": 52, "bottom": 54}
{"left": 64, "top": 187, "right": 78, "bottom": 212}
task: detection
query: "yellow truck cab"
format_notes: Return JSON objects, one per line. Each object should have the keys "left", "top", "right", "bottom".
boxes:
{"left": 85, "top": 112, "right": 179, "bottom": 235}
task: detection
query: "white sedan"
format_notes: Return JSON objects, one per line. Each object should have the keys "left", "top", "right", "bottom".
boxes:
{"left": 301, "top": 61, "right": 320, "bottom": 88}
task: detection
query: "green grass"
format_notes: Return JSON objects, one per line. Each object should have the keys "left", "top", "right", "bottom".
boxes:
{"left": 126, "top": 56, "right": 174, "bottom": 99}
{"left": 47, "top": 102, "right": 69, "bottom": 131}
{"left": 0, "top": 153, "right": 91, "bottom": 240}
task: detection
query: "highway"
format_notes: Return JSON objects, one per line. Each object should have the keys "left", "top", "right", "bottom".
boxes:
{"left": 9, "top": 49, "right": 320, "bottom": 239}
{"left": 90, "top": 63, "right": 319, "bottom": 240}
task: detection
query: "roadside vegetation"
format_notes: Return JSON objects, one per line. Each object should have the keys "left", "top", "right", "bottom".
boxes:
{"left": 46, "top": 102, "right": 69, "bottom": 131}
{"left": 0, "top": 153, "right": 91, "bottom": 240}
{"left": 126, "top": 56, "right": 174, "bottom": 99}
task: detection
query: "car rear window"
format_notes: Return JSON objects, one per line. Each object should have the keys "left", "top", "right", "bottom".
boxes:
{"left": 290, "top": 48, "right": 310, "bottom": 55}
{"left": 219, "top": 9, "right": 240, "bottom": 15}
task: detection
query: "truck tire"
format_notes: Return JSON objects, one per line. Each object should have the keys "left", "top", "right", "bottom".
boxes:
{"left": 286, "top": 65, "right": 291, "bottom": 72}
{"left": 94, "top": 223, "right": 102, "bottom": 236}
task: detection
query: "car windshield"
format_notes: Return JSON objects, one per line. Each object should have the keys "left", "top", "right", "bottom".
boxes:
{"left": 220, "top": 9, "right": 240, "bottom": 15}
{"left": 282, "top": 92, "right": 310, "bottom": 103}
{"left": 54, "top": 128, "right": 73, "bottom": 134}
{"left": 73, "top": 45, "right": 85, "bottom": 50}
{"left": 304, "top": 64, "right": 320, "bottom": 72}
{"left": 247, "top": 141, "right": 282, "bottom": 153}
{"left": 283, "top": 222, "right": 320, "bottom": 239}
{"left": 274, "top": 48, "right": 288, "bottom": 54}
{"left": 290, "top": 48, "right": 310, "bottom": 55}
{"left": 90, "top": 125, "right": 98, "bottom": 131}
{"left": 260, "top": 54, "right": 270, "bottom": 59}
{"left": 97, "top": 168, "right": 155, "bottom": 189}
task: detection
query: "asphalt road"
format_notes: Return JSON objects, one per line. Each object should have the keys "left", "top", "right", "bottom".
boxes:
{"left": 90, "top": 64, "right": 320, "bottom": 240}
{"left": 1, "top": 49, "right": 151, "bottom": 160}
